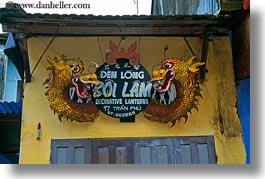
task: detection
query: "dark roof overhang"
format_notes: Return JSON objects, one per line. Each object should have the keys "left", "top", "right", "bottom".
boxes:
{"left": 0, "top": 4, "right": 249, "bottom": 37}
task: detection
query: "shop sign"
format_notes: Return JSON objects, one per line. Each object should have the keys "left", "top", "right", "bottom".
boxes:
{"left": 43, "top": 41, "right": 205, "bottom": 126}
{"left": 94, "top": 59, "right": 152, "bottom": 118}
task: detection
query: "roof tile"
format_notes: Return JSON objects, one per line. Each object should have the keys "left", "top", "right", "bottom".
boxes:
{"left": 0, "top": 101, "right": 22, "bottom": 115}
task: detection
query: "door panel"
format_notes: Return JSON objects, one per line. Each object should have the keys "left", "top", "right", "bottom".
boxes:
{"left": 97, "top": 147, "right": 109, "bottom": 164}
{"left": 56, "top": 147, "right": 68, "bottom": 164}
{"left": 115, "top": 146, "right": 128, "bottom": 164}
{"left": 197, "top": 143, "right": 210, "bottom": 164}
{"left": 180, "top": 144, "right": 192, "bottom": 164}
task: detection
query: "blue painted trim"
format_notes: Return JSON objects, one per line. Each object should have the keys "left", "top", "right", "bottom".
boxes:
{"left": 236, "top": 78, "right": 250, "bottom": 164}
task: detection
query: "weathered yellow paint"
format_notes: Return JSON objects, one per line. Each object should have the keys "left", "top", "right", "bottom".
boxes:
{"left": 19, "top": 36, "right": 246, "bottom": 164}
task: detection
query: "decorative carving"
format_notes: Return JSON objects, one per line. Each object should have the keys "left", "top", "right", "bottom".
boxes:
{"left": 143, "top": 56, "right": 205, "bottom": 127}
{"left": 43, "top": 54, "right": 100, "bottom": 122}
{"left": 105, "top": 41, "right": 140, "bottom": 66}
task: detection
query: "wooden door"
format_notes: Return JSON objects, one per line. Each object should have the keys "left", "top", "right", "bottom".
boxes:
{"left": 50, "top": 136, "right": 216, "bottom": 164}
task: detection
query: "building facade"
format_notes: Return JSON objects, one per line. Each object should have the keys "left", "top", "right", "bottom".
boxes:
{"left": 0, "top": 2, "right": 249, "bottom": 164}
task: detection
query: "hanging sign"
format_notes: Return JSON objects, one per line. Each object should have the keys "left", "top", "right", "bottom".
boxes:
{"left": 93, "top": 41, "right": 152, "bottom": 118}
{"left": 43, "top": 41, "right": 205, "bottom": 127}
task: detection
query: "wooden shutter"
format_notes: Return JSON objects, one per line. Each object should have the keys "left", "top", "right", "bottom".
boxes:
{"left": 134, "top": 137, "right": 177, "bottom": 164}
{"left": 91, "top": 139, "right": 133, "bottom": 164}
{"left": 50, "top": 136, "right": 216, "bottom": 164}
{"left": 50, "top": 139, "right": 91, "bottom": 164}
{"left": 175, "top": 136, "right": 216, "bottom": 164}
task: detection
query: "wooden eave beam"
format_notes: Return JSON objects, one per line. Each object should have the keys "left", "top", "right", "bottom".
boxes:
{"left": 5, "top": 25, "right": 228, "bottom": 36}
{"left": 17, "top": 37, "right": 31, "bottom": 83}
{"left": 0, "top": 15, "right": 235, "bottom": 36}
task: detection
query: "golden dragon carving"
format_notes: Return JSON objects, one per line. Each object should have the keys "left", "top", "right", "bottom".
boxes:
{"left": 143, "top": 56, "right": 205, "bottom": 127}
{"left": 43, "top": 54, "right": 100, "bottom": 122}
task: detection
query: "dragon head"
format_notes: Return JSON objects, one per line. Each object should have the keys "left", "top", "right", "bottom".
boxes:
{"left": 44, "top": 54, "right": 100, "bottom": 122}
{"left": 45, "top": 54, "right": 99, "bottom": 98}
{"left": 66, "top": 58, "right": 84, "bottom": 77}
{"left": 151, "top": 56, "right": 205, "bottom": 85}
{"left": 144, "top": 56, "right": 206, "bottom": 126}
{"left": 72, "top": 74, "right": 100, "bottom": 99}
{"left": 46, "top": 54, "right": 85, "bottom": 77}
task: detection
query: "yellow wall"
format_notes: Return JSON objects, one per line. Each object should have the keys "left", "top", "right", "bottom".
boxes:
{"left": 19, "top": 36, "right": 246, "bottom": 164}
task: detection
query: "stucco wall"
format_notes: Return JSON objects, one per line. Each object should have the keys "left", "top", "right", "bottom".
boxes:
{"left": 19, "top": 36, "right": 246, "bottom": 164}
